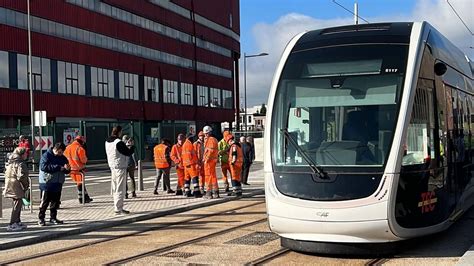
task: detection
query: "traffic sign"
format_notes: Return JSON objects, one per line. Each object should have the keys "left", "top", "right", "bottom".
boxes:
{"left": 35, "top": 136, "right": 53, "bottom": 151}
{"left": 34, "top": 111, "right": 47, "bottom": 127}
{"left": 63, "top": 129, "right": 79, "bottom": 145}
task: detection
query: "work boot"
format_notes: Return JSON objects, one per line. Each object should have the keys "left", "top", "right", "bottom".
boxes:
{"left": 185, "top": 190, "right": 192, "bottom": 197}
{"left": 204, "top": 191, "right": 212, "bottom": 199}
{"left": 167, "top": 189, "right": 175, "bottom": 194}
{"left": 224, "top": 183, "right": 230, "bottom": 193}
{"left": 153, "top": 190, "right": 159, "bottom": 195}
{"left": 227, "top": 191, "right": 235, "bottom": 196}
{"left": 50, "top": 218, "right": 64, "bottom": 225}
{"left": 236, "top": 191, "right": 243, "bottom": 197}
{"left": 84, "top": 194, "right": 93, "bottom": 203}
{"left": 175, "top": 189, "right": 183, "bottom": 196}
{"left": 38, "top": 219, "right": 46, "bottom": 226}
{"left": 212, "top": 190, "right": 220, "bottom": 199}
{"left": 193, "top": 190, "right": 203, "bottom": 198}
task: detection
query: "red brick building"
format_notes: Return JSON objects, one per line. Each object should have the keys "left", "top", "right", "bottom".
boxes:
{"left": 0, "top": 0, "right": 240, "bottom": 160}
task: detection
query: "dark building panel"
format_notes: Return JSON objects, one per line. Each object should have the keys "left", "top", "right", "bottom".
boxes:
{"left": 50, "top": 59, "right": 58, "bottom": 93}
{"left": 8, "top": 52, "right": 17, "bottom": 89}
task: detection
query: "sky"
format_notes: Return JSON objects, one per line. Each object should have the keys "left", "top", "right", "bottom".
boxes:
{"left": 239, "top": 0, "right": 474, "bottom": 107}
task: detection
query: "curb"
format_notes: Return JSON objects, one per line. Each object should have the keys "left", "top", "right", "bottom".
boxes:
{"left": 457, "top": 245, "right": 474, "bottom": 265}
{"left": 0, "top": 189, "right": 265, "bottom": 251}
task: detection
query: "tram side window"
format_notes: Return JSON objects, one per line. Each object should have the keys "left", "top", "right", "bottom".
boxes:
{"left": 402, "top": 85, "right": 436, "bottom": 166}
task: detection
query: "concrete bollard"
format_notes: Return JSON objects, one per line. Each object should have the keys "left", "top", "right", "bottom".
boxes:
{"left": 138, "top": 160, "right": 144, "bottom": 191}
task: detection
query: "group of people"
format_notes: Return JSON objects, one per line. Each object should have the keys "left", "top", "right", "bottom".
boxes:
{"left": 153, "top": 126, "right": 255, "bottom": 200}
{"left": 2, "top": 125, "right": 254, "bottom": 231}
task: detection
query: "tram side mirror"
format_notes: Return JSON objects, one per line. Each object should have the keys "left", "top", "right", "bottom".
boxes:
{"left": 434, "top": 62, "right": 447, "bottom": 76}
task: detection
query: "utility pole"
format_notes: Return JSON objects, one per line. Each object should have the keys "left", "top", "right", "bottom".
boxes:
{"left": 27, "top": 0, "right": 35, "bottom": 171}
{"left": 354, "top": 1, "right": 358, "bottom": 25}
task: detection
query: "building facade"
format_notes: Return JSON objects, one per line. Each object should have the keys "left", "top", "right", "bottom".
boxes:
{"left": 0, "top": 0, "right": 240, "bottom": 161}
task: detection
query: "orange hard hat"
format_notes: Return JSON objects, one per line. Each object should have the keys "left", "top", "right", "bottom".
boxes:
{"left": 225, "top": 133, "right": 234, "bottom": 143}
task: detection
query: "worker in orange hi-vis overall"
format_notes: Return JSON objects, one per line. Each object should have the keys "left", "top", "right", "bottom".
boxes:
{"left": 193, "top": 131, "right": 206, "bottom": 193}
{"left": 226, "top": 134, "right": 243, "bottom": 197}
{"left": 182, "top": 133, "right": 203, "bottom": 198}
{"left": 218, "top": 130, "right": 231, "bottom": 193}
{"left": 203, "top": 126, "right": 219, "bottom": 199}
{"left": 170, "top": 134, "right": 186, "bottom": 196}
{"left": 64, "top": 135, "right": 93, "bottom": 204}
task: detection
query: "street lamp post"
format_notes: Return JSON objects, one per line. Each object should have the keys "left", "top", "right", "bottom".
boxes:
{"left": 27, "top": 0, "right": 35, "bottom": 170}
{"left": 243, "top": 52, "right": 268, "bottom": 134}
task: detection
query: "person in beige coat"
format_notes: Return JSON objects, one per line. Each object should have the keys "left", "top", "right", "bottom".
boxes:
{"left": 3, "top": 147, "right": 29, "bottom": 231}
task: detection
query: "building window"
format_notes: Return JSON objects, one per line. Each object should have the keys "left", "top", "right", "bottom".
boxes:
{"left": 222, "top": 90, "right": 233, "bottom": 109}
{"left": 145, "top": 76, "right": 159, "bottom": 102}
{"left": 119, "top": 72, "right": 138, "bottom": 100}
{"left": 197, "top": 85, "right": 208, "bottom": 107}
{"left": 58, "top": 61, "right": 85, "bottom": 95}
{"left": 163, "top": 79, "right": 178, "bottom": 104}
{"left": 248, "top": 115, "right": 252, "bottom": 123}
{"left": 91, "top": 67, "right": 114, "bottom": 98}
{"left": 209, "top": 88, "right": 221, "bottom": 107}
{"left": 0, "top": 51, "right": 8, "bottom": 88}
{"left": 0, "top": 6, "right": 232, "bottom": 78}
{"left": 181, "top": 82, "right": 193, "bottom": 105}
{"left": 17, "top": 54, "right": 50, "bottom": 91}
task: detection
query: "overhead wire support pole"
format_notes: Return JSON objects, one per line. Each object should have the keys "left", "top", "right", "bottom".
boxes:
{"left": 332, "top": 0, "right": 370, "bottom": 24}
{"left": 27, "top": 0, "right": 35, "bottom": 172}
{"left": 446, "top": 0, "right": 474, "bottom": 36}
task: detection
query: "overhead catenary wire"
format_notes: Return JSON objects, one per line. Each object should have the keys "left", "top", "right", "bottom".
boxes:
{"left": 446, "top": 0, "right": 474, "bottom": 36}
{"left": 332, "top": 0, "right": 370, "bottom": 24}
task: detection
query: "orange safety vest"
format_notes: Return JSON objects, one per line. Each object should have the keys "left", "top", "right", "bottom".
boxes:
{"left": 204, "top": 136, "right": 218, "bottom": 161}
{"left": 182, "top": 139, "right": 198, "bottom": 167}
{"left": 194, "top": 140, "right": 205, "bottom": 164}
{"left": 154, "top": 144, "right": 169, "bottom": 169}
{"left": 171, "top": 143, "right": 184, "bottom": 168}
{"left": 228, "top": 143, "right": 244, "bottom": 168}
{"left": 64, "top": 140, "right": 87, "bottom": 171}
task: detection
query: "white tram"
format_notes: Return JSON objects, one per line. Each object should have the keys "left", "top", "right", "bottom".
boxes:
{"left": 264, "top": 22, "right": 474, "bottom": 254}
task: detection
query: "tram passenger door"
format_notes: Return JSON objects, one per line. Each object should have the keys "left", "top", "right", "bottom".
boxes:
{"left": 446, "top": 89, "right": 470, "bottom": 202}
{"left": 396, "top": 46, "right": 452, "bottom": 228}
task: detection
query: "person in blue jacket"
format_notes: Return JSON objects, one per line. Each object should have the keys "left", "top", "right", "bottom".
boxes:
{"left": 38, "top": 142, "right": 70, "bottom": 226}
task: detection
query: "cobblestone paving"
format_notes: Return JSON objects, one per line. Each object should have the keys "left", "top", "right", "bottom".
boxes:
{"left": 0, "top": 168, "right": 265, "bottom": 250}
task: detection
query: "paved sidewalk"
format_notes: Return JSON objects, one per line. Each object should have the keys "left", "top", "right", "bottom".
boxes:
{"left": 0, "top": 169, "right": 265, "bottom": 251}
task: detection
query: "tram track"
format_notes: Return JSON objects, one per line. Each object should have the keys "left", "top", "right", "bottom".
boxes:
{"left": 0, "top": 199, "right": 265, "bottom": 265}
{"left": 365, "top": 257, "right": 392, "bottom": 265}
{"left": 245, "top": 247, "right": 291, "bottom": 265}
{"left": 105, "top": 217, "right": 268, "bottom": 265}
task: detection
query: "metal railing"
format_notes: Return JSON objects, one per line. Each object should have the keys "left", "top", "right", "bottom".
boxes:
{"left": 231, "top": 130, "right": 264, "bottom": 139}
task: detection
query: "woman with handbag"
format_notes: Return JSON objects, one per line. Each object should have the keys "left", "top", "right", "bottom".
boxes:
{"left": 2, "top": 147, "right": 29, "bottom": 232}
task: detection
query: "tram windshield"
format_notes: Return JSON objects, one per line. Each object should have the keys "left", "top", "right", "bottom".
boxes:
{"left": 272, "top": 44, "right": 409, "bottom": 168}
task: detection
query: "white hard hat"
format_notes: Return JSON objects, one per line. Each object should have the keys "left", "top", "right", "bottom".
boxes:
{"left": 203, "top": 126, "right": 212, "bottom": 134}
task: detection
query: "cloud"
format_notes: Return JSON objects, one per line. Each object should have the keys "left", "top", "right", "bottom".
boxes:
{"left": 241, "top": 0, "right": 473, "bottom": 107}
